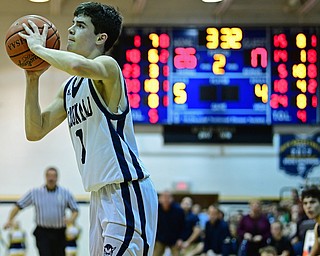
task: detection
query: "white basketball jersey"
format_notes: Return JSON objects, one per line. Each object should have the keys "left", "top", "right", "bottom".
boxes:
{"left": 64, "top": 74, "right": 149, "bottom": 192}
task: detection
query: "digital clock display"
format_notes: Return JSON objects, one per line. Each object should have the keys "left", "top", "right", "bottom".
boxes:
{"left": 110, "top": 26, "right": 319, "bottom": 124}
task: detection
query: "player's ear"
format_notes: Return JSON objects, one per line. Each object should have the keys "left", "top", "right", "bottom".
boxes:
{"left": 96, "top": 33, "right": 108, "bottom": 45}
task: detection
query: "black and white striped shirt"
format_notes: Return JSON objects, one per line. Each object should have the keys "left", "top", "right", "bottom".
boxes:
{"left": 16, "top": 186, "right": 79, "bottom": 228}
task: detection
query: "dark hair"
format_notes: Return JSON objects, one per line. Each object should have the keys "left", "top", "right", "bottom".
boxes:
{"left": 46, "top": 167, "right": 58, "bottom": 176}
{"left": 301, "top": 186, "right": 320, "bottom": 202}
{"left": 74, "top": 2, "right": 123, "bottom": 52}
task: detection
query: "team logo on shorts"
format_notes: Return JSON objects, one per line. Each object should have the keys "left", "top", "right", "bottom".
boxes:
{"left": 104, "top": 244, "right": 116, "bottom": 256}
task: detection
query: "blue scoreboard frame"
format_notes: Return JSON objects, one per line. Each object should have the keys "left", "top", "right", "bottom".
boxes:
{"left": 111, "top": 26, "right": 320, "bottom": 125}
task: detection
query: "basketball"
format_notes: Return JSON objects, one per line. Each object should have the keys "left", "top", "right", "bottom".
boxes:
{"left": 5, "top": 15, "right": 60, "bottom": 71}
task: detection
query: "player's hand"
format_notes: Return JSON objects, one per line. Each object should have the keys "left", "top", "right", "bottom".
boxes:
{"left": 25, "top": 65, "right": 49, "bottom": 79}
{"left": 3, "top": 220, "right": 13, "bottom": 229}
{"left": 18, "top": 20, "right": 48, "bottom": 52}
{"left": 252, "top": 235, "right": 262, "bottom": 242}
{"left": 244, "top": 232, "right": 253, "bottom": 241}
{"left": 175, "top": 239, "right": 183, "bottom": 249}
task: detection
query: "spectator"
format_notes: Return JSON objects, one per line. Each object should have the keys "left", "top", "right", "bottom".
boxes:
{"left": 237, "top": 199, "right": 271, "bottom": 256}
{"left": 65, "top": 223, "right": 81, "bottom": 256}
{"left": 192, "top": 204, "right": 209, "bottom": 231}
{"left": 259, "top": 246, "right": 277, "bottom": 256}
{"left": 7, "top": 221, "right": 26, "bottom": 256}
{"left": 267, "top": 221, "right": 294, "bottom": 256}
{"left": 153, "top": 191, "right": 185, "bottom": 256}
{"left": 180, "top": 197, "right": 202, "bottom": 255}
{"left": 4, "top": 167, "right": 79, "bottom": 256}
{"left": 203, "top": 205, "right": 231, "bottom": 256}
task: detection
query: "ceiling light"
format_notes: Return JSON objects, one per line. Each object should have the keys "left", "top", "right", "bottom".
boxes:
{"left": 29, "top": 0, "right": 49, "bottom": 2}
{"left": 202, "top": 0, "right": 223, "bottom": 2}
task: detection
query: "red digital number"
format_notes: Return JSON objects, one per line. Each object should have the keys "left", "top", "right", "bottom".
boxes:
{"left": 126, "top": 49, "right": 141, "bottom": 63}
{"left": 270, "top": 94, "right": 288, "bottom": 109}
{"left": 312, "top": 95, "right": 318, "bottom": 107}
{"left": 251, "top": 47, "right": 268, "bottom": 68}
{"left": 122, "top": 64, "right": 140, "bottom": 79}
{"left": 273, "top": 34, "right": 288, "bottom": 48}
{"left": 297, "top": 110, "right": 307, "bottom": 123}
{"left": 307, "top": 64, "right": 317, "bottom": 78}
{"left": 126, "top": 79, "right": 141, "bottom": 93}
{"left": 134, "top": 35, "right": 141, "bottom": 48}
{"left": 163, "top": 95, "right": 169, "bottom": 107}
{"left": 148, "top": 109, "right": 159, "bottom": 124}
{"left": 174, "top": 47, "right": 197, "bottom": 69}
{"left": 163, "top": 65, "right": 169, "bottom": 77}
{"left": 163, "top": 80, "right": 169, "bottom": 92}
{"left": 273, "top": 79, "right": 288, "bottom": 94}
{"left": 311, "top": 35, "right": 317, "bottom": 47}
{"left": 159, "top": 49, "right": 169, "bottom": 63}
{"left": 159, "top": 34, "right": 170, "bottom": 48}
{"left": 128, "top": 94, "right": 140, "bottom": 109}
{"left": 307, "top": 49, "right": 317, "bottom": 63}
{"left": 273, "top": 50, "right": 288, "bottom": 62}
{"left": 308, "top": 79, "right": 318, "bottom": 94}
{"left": 277, "top": 63, "right": 288, "bottom": 78}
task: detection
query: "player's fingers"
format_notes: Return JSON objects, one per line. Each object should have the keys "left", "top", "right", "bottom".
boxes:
{"left": 27, "top": 20, "right": 40, "bottom": 34}
{"left": 42, "top": 24, "right": 49, "bottom": 38}
{"left": 21, "top": 23, "right": 33, "bottom": 35}
{"left": 18, "top": 31, "right": 28, "bottom": 39}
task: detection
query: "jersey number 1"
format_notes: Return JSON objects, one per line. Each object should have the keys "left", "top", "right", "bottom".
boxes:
{"left": 75, "top": 129, "right": 86, "bottom": 164}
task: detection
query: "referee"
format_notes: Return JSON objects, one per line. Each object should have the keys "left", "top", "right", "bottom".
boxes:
{"left": 4, "top": 167, "right": 79, "bottom": 256}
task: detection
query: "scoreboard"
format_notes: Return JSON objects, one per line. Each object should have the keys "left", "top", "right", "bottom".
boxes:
{"left": 110, "top": 26, "right": 320, "bottom": 125}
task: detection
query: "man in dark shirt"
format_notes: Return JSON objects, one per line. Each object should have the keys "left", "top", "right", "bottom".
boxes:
{"left": 180, "top": 197, "right": 202, "bottom": 255}
{"left": 203, "top": 205, "right": 231, "bottom": 255}
{"left": 153, "top": 191, "right": 185, "bottom": 256}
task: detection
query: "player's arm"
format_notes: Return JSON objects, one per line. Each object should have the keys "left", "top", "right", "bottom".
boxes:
{"left": 3, "top": 205, "right": 20, "bottom": 229}
{"left": 310, "top": 223, "right": 320, "bottom": 256}
{"left": 25, "top": 71, "right": 67, "bottom": 141}
{"left": 19, "top": 21, "right": 118, "bottom": 82}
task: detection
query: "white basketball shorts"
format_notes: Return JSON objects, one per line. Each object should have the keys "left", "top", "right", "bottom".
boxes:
{"left": 90, "top": 177, "right": 158, "bottom": 256}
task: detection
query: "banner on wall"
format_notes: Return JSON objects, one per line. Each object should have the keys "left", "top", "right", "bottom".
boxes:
{"left": 279, "top": 134, "right": 320, "bottom": 178}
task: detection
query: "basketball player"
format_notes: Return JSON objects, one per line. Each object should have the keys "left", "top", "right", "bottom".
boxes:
{"left": 18, "top": 2, "right": 158, "bottom": 256}
{"left": 301, "top": 187, "right": 320, "bottom": 256}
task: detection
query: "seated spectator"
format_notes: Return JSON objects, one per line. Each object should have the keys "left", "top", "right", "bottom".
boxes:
{"left": 8, "top": 221, "right": 26, "bottom": 256}
{"left": 203, "top": 205, "right": 231, "bottom": 256}
{"left": 192, "top": 203, "right": 209, "bottom": 231}
{"left": 153, "top": 190, "right": 185, "bottom": 256}
{"left": 237, "top": 199, "right": 271, "bottom": 256}
{"left": 267, "top": 221, "right": 294, "bottom": 256}
{"left": 259, "top": 246, "right": 277, "bottom": 256}
{"left": 180, "top": 197, "right": 202, "bottom": 256}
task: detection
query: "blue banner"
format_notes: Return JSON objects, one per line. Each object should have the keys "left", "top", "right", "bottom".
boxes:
{"left": 279, "top": 134, "right": 320, "bottom": 178}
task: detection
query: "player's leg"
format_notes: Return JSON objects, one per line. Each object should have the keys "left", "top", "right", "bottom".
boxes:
{"left": 89, "top": 191, "right": 104, "bottom": 256}
{"left": 96, "top": 178, "right": 157, "bottom": 255}
{"left": 132, "top": 178, "right": 158, "bottom": 255}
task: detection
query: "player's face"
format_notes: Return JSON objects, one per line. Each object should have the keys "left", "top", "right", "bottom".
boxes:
{"left": 303, "top": 196, "right": 320, "bottom": 220}
{"left": 67, "top": 15, "right": 99, "bottom": 57}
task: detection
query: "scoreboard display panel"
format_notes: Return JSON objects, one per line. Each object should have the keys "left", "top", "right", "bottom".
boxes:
{"left": 111, "top": 26, "right": 320, "bottom": 125}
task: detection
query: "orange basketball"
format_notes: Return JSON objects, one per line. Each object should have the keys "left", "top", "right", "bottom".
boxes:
{"left": 5, "top": 15, "right": 60, "bottom": 71}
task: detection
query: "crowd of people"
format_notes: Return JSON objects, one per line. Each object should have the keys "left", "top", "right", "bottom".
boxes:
{"left": 2, "top": 185, "right": 319, "bottom": 256}
{"left": 154, "top": 188, "right": 316, "bottom": 256}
